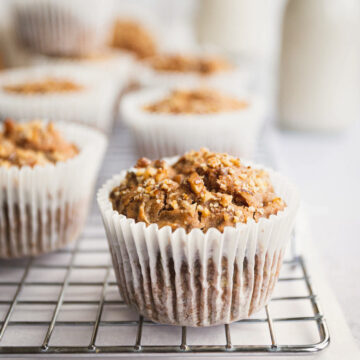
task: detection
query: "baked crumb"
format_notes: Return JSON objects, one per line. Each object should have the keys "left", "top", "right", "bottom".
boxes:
{"left": 110, "top": 148, "right": 286, "bottom": 233}
{"left": 3, "top": 77, "right": 83, "bottom": 94}
{"left": 111, "top": 19, "right": 156, "bottom": 59}
{"left": 147, "top": 54, "right": 232, "bottom": 74}
{"left": 0, "top": 119, "right": 79, "bottom": 168}
{"left": 143, "top": 89, "right": 248, "bottom": 114}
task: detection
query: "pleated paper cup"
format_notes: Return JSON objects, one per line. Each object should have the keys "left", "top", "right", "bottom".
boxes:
{"left": 12, "top": 0, "right": 115, "bottom": 57}
{"left": 97, "top": 160, "right": 300, "bottom": 326}
{"left": 0, "top": 121, "right": 107, "bottom": 259}
{"left": 121, "top": 87, "right": 265, "bottom": 159}
{"left": 0, "top": 65, "right": 120, "bottom": 133}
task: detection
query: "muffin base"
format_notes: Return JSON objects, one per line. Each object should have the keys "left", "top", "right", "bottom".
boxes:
{"left": 110, "top": 245, "right": 284, "bottom": 326}
{"left": 14, "top": 0, "right": 112, "bottom": 57}
{"left": 98, "top": 161, "right": 299, "bottom": 327}
{"left": 0, "top": 198, "right": 88, "bottom": 258}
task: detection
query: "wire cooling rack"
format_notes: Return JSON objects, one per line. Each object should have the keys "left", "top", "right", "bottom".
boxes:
{"left": 0, "top": 123, "right": 330, "bottom": 356}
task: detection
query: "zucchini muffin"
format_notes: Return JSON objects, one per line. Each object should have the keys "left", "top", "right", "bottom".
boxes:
{"left": 111, "top": 19, "right": 157, "bottom": 59}
{"left": 0, "top": 66, "right": 119, "bottom": 132}
{"left": 98, "top": 149, "right": 299, "bottom": 326}
{"left": 121, "top": 87, "right": 264, "bottom": 159}
{"left": 13, "top": 0, "right": 114, "bottom": 57}
{"left": 0, "top": 119, "right": 107, "bottom": 258}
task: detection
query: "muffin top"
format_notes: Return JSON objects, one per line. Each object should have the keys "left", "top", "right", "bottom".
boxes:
{"left": 111, "top": 19, "right": 157, "bottom": 59}
{"left": 143, "top": 89, "right": 248, "bottom": 114}
{"left": 147, "top": 54, "right": 232, "bottom": 75}
{"left": 3, "top": 77, "right": 83, "bottom": 95}
{"left": 110, "top": 149, "right": 286, "bottom": 233}
{"left": 0, "top": 119, "right": 79, "bottom": 168}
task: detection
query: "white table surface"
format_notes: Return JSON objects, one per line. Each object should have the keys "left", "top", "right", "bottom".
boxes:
{"left": 272, "top": 119, "right": 360, "bottom": 348}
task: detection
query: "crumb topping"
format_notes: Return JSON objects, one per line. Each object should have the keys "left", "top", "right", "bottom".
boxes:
{"left": 143, "top": 89, "right": 248, "bottom": 114}
{"left": 147, "top": 54, "right": 232, "bottom": 75}
{"left": 0, "top": 119, "right": 79, "bottom": 168}
{"left": 3, "top": 77, "right": 83, "bottom": 94}
{"left": 111, "top": 19, "right": 157, "bottom": 59}
{"left": 109, "top": 149, "right": 286, "bottom": 233}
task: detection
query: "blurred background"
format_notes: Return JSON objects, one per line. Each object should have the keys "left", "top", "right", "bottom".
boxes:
{"left": 0, "top": 0, "right": 359, "bottom": 346}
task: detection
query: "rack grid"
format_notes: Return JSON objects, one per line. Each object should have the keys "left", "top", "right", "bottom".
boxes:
{"left": 0, "top": 123, "right": 330, "bottom": 356}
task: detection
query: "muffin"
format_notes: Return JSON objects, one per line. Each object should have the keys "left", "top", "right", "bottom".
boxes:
{"left": 0, "top": 119, "right": 107, "bottom": 258}
{"left": 121, "top": 87, "right": 264, "bottom": 159}
{"left": 135, "top": 53, "right": 249, "bottom": 90}
{"left": 97, "top": 149, "right": 299, "bottom": 326}
{"left": 0, "top": 65, "right": 119, "bottom": 132}
{"left": 29, "top": 50, "right": 134, "bottom": 101}
{"left": 110, "top": 19, "right": 157, "bottom": 59}
{"left": 12, "top": 0, "right": 114, "bottom": 57}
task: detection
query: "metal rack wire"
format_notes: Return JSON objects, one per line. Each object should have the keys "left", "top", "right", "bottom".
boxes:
{"left": 0, "top": 123, "right": 330, "bottom": 356}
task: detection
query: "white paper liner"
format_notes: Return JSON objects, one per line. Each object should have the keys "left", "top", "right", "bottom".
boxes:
{"left": 121, "top": 87, "right": 265, "bottom": 159}
{"left": 31, "top": 50, "right": 134, "bottom": 83}
{"left": 0, "top": 65, "right": 120, "bottom": 133}
{"left": 97, "top": 159, "right": 300, "bottom": 326}
{"left": 0, "top": 121, "right": 107, "bottom": 258}
{"left": 12, "top": 0, "right": 115, "bottom": 57}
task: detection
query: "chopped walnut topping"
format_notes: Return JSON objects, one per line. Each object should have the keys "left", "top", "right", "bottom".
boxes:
{"left": 143, "top": 89, "right": 248, "bottom": 114}
{"left": 109, "top": 148, "right": 286, "bottom": 233}
{"left": 111, "top": 19, "right": 157, "bottom": 59}
{"left": 188, "top": 172, "right": 205, "bottom": 195}
{"left": 136, "top": 157, "right": 151, "bottom": 168}
{"left": 147, "top": 54, "right": 232, "bottom": 75}
{"left": 3, "top": 78, "right": 83, "bottom": 94}
{"left": 0, "top": 119, "right": 79, "bottom": 168}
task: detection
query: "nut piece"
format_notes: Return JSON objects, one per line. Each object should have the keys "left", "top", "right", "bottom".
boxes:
{"left": 188, "top": 172, "right": 205, "bottom": 195}
{"left": 135, "top": 157, "right": 151, "bottom": 168}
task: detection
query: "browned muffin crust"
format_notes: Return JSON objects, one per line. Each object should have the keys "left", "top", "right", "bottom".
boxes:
{"left": 3, "top": 77, "right": 83, "bottom": 94}
{"left": 110, "top": 149, "right": 286, "bottom": 233}
{"left": 143, "top": 89, "right": 248, "bottom": 114}
{"left": 111, "top": 19, "right": 157, "bottom": 59}
{"left": 0, "top": 119, "right": 79, "bottom": 168}
{"left": 147, "top": 54, "right": 232, "bottom": 74}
